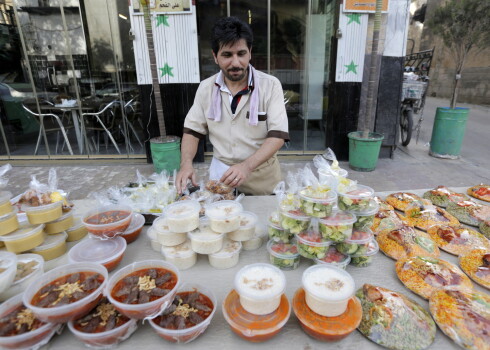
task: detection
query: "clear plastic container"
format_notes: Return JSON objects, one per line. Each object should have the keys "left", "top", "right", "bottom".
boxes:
{"left": 147, "top": 227, "right": 162, "bottom": 252}
{"left": 296, "top": 231, "right": 332, "bottom": 260}
{"left": 0, "top": 191, "right": 13, "bottom": 216}
{"left": 280, "top": 209, "right": 311, "bottom": 235}
{"left": 346, "top": 228, "right": 374, "bottom": 244}
{"left": 227, "top": 211, "right": 258, "bottom": 241}
{"left": 82, "top": 205, "right": 133, "bottom": 239}
{"left": 208, "top": 238, "right": 242, "bottom": 269}
{"left": 302, "top": 264, "right": 355, "bottom": 317}
{"left": 338, "top": 185, "right": 375, "bottom": 212}
{"left": 268, "top": 222, "right": 292, "bottom": 243}
{"left": 30, "top": 232, "right": 67, "bottom": 261}
{"left": 164, "top": 200, "right": 200, "bottom": 233}
{"left": 0, "top": 251, "right": 17, "bottom": 294}
{"left": 153, "top": 216, "right": 187, "bottom": 247}
{"left": 149, "top": 283, "right": 217, "bottom": 344}
{"left": 268, "top": 211, "right": 282, "bottom": 227}
{"left": 121, "top": 213, "right": 145, "bottom": 244}
{"left": 106, "top": 260, "right": 180, "bottom": 320}
{"left": 267, "top": 240, "right": 300, "bottom": 270}
{"left": 299, "top": 190, "right": 338, "bottom": 218}
{"left": 23, "top": 200, "right": 63, "bottom": 225}
{"left": 23, "top": 262, "right": 108, "bottom": 323}
{"left": 0, "top": 222, "right": 44, "bottom": 253}
{"left": 318, "top": 168, "right": 348, "bottom": 186}
{"left": 0, "top": 208, "right": 19, "bottom": 236}
{"left": 161, "top": 240, "right": 197, "bottom": 270}
{"left": 44, "top": 211, "right": 74, "bottom": 234}
{"left": 65, "top": 216, "right": 88, "bottom": 242}
{"left": 242, "top": 234, "right": 263, "bottom": 251}
{"left": 314, "top": 246, "right": 351, "bottom": 270}
{"left": 69, "top": 236, "right": 127, "bottom": 272}
{"left": 349, "top": 239, "right": 379, "bottom": 267}
{"left": 319, "top": 212, "right": 356, "bottom": 242}
{"left": 205, "top": 200, "right": 243, "bottom": 233}
{"left": 0, "top": 293, "right": 62, "bottom": 350}
{"left": 234, "top": 263, "right": 286, "bottom": 315}
{"left": 336, "top": 228, "right": 375, "bottom": 256}
{"left": 351, "top": 200, "right": 379, "bottom": 229}
{"left": 188, "top": 218, "right": 225, "bottom": 254}
{"left": 0, "top": 254, "right": 44, "bottom": 302}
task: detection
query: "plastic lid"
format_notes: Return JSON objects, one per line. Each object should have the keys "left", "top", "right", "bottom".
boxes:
{"left": 237, "top": 211, "right": 258, "bottom": 229}
{"left": 161, "top": 239, "right": 195, "bottom": 258}
{"left": 12, "top": 253, "right": 44, "bottom": 285}
{"left": 31, "top": 232, "right": 67, "bottom": 252}
{"left": 66, "top": 216, "right": 84, "bottom": 231}
{"left": 339, "top": 184, "right": 375, "bottom": 198}
{"left": 267, "top": 240, "right": 299, "bottom": 259}
{"left": 0, "top": 222, "right": 44, "bottom": 242}
{"left": 345, "top": 228, "right": 374, "bottom": 244}
{"left": 209, "top": 238, "right": 242, "bottom": 258}
{"left": 349, "top": 200, "right": 379, "bottom": 216}
{"left": 152, "top": 216, "right": 171, "bottom": 234}
{"left": 205, "top": 200, "right": 243, "bottom": 220}
{"left": 188, "top": 218, "right": 224, "bottom": 241}
{"left": 302, "top": 264, "right": 355, "bottom": 301}
{"left": 234, "top": 263, "right": 286, "bottom": 300}
{"left": 296, "top": 231, "right": 332, "bottom": 247}
{"left": 268, "top": 211, "right": 282, "bottom": 226}
{"left": 299, "top": 189, "right": 337, "bottom": 203}
{"left": 0, "top": 206, "right": 18, "bottom": 220}
{"left": 47, "top": 211, "right": 73, "bottom": 224}
{"left": 22, "top": 200, "right": 63, "bottom": 212}
{"left": 315, "top": 246, "right": 351, "bottom": 266}
{"left": 164, "top": 200, "right": 200, "bottom": 219}
{"left": 319, "top": 168, "right": 348, "bottom": 178}
{"left": 281, "top": 209, "right": 310, "bottom": 221}
{"left": 68, "top": 236, "right": 127, "bottom": 265}
{"left": 350, "top": 239, "right": 379, "bottom": 257}
{"left": 122, "top": 213, "right": 145, "bottom": 235}
{"left": 268, "top": 222, "right": 284, "bottom": 231}
{"left": 0, "top": 251, "right": 17, "bottom": 272}
{"left": 319, "top": 211, "right": 356, "bottom": 226}
{"left": 0, "top": 191, "right": 12, "bottom": 204}
{"left": 146, "top": 226, "right": 157, "bottom": 240}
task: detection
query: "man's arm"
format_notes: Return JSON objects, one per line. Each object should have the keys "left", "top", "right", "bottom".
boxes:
{"left": 176, "top": 133, "right": 200, "bottom": 193}
{"left": 220, "top": 137, "right": 284, "bottom": 187}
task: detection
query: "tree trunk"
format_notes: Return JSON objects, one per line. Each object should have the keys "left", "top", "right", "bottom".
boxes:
{"left": 450, "top": 75, "right": 460, "bottom": 109}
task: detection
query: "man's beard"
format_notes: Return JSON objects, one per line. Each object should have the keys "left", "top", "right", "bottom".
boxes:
{"left": 224, "top": 67, "right": 247, "bottom": 82}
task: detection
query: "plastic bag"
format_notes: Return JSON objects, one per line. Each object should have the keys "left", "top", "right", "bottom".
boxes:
{"left": 0, "top": 164, "right": 12, "bottom": 189}
{"left": 18, "top": 169, "right": 68, "bottom": 207}
{"left": 274, "top": 170, "right": 301, "bottom": 212}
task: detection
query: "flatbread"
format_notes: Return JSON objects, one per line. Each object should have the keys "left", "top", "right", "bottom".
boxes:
{"left": 397, "top": 206, "right": 460, "bottom": 231}
{"left": 427, "top": 225, "right": 490, "bottom": 256}
{"left": 377, "top": 226, "right": 440, "bottom": 261}
{"left": 446, "top": 200, "right": 490, "bottom": 227}
{"left": 422, "top": 185, "right": 469, "bottom": 207}
{"left": 372, "top": 210, "right": 405, "bottom": 235}
{"left": 459, "top": 248, "right": 490, "bottom": 290}
{"left": 467, "top": 184, "right": 490, "bottom": 202}
{"left": 385, "top": 192, "right": 424, "bottom": 212}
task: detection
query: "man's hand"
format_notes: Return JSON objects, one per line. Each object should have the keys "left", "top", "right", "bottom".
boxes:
{"left": 220, "top": 162, "right": 253, "bottom": 188}
{"left": 176, "top": 163, "right": 197, "bottom": 194}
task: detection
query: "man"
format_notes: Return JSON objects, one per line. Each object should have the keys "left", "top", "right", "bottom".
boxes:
{"left": 176, "top": 16, "right": 289, "bottom": 195}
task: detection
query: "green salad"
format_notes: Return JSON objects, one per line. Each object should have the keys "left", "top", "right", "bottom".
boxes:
{"left": 353, "top": 214, "right": 375, "bottom": 230}
{"left": 268, "top": 224, "right": 294, "bottom": 243}
{"left": 300, "top": 198, "right": 334, "bottom": 217}
{"left": 268, "top": 241, "right": 300, "bottom": 270}
{"left": 319, "top": 223, "right": 352, "bottom": 242}
{"left": 296, "top": 232, "right": 329, "bottom": 259}
{"left": 280, "top": 210, "right": 310, "bottom": 234}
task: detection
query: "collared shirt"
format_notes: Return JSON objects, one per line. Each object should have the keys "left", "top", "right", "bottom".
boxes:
{"left": 215, "top": 66, "right": 254, "bottom": 114}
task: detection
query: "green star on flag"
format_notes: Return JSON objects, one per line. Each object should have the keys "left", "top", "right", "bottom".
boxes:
{"left": 156, "top": 15, "right": 169, "bottom": 27}
{"left": 346, "top": 13, "right": 361, "bottom": 25}
{"left": 345, "top": 60, "right": 358, "bottom": 74}
{"left": 159, "top": 63, "right": 174, "bottom": 77}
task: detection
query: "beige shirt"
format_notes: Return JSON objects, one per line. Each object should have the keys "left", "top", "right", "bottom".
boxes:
{"left": 183, "top": 69, "right": 289, "bottom": 165}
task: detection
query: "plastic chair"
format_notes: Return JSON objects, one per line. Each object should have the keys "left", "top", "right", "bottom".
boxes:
{"left": 81, "top": 100, "right": 121, "bottom": 154}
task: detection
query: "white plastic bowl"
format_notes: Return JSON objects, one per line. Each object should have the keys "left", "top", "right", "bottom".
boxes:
{"left": 0, "top": 254, "right": 44, "bottom": 302}
{"left": 0, "top": 251, "right": 18, "bottom": 294}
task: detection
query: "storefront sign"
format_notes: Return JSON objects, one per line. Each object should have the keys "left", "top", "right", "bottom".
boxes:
{"left": 132, "top": 0, "right": 192, "bottom": 14}
{"left": 343, "top": 0, "right": 389, "bottom": 13}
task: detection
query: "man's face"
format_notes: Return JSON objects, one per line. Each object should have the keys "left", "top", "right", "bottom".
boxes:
{"left": 213, "top": 39, "right": 251, "bottom": 83}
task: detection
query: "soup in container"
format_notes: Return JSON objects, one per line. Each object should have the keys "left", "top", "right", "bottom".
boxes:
{"left": 165, "top": 200, "right": 200, "bottom": 233}
{"left": 44, "top": 211, "right": 74, "bottom": 234}
{"left": 161, "top": 240, "right": 197, "bottom": 270}
{"left": 205, "top": 200, "right": 243, "bottom": 234}
{"left": 83, "top": 205, "right": 133, "bottom": 239}
{"left": 188, "top": 218, "right": 225, "bottom": 254}
{"left": 227, "top": 211, "right": 258, "bottom": 241}
{"left": 68, "top": 236, "right": 127, "bottom": 272}
{"left": 153, "top": 216, "right": 187, "bottom": 247}
{"left": 318, "top": 212, "right": 357, "bottom": 242}
{"left": 208, "top": 238, "right": 242, "bottom": 269}
{"left": 121, "top": 213, "right": 145, "bottom": 244}
{"left": 30, "top": 232, "right": 67, "bottom": 261}
{"left": 234, "top": 263, "right": 286, "bottom": 315}
{"left": 302, "top": 264, "right": 355, "bottom": 317}
{"left": 0, "top": 209, "right": 19, "bottom": 236}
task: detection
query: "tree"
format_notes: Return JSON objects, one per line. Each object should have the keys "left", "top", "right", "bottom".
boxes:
{"left": 427, "top": 0, "right": 490, "bottom": 108}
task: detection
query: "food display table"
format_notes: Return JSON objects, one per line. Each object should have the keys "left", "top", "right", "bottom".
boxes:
{"left": 43, "top": 188, "right": 486, "bottom": 349}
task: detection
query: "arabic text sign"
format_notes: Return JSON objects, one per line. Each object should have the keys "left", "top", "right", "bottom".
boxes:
{"left": 343, "top": 0, "right": 389, "bottom": 13}
{"left": 133, "top": 0, "right": 192, "bottom": 14}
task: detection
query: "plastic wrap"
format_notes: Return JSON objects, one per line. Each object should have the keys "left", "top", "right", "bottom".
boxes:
{"left": 446, "top": 200, "right": 489, "bottom": 227}
{"left": 0, "top": 163, "right": 12, "bottom": 189}
{"left": 377, "top": 226, "right": 440, "bottom": 261}
{"left": 466, "top": 184, "right": 490, "bottom": 202}
{"left": 426, "top": 224, "right": 490, "bottom": 256}
{"left": 17, "top": 170, "right": 69, "bottom": 208}
{"left": 458, "top": 248, "right": 490, "bottom": 289}
{"left": 399, "top": 201, "right": 460, "bottom": 231}
{"left": 384, "top": 192, "right": 424, "bottom": 212}
{"left": 357, "top": 284, "right": 436, "bottom": 350}
{"left": 274, "top": 171, "right": 301, "bottom": 212}
{"left": 422, "top": 185, "right": 469, "bottom": 207}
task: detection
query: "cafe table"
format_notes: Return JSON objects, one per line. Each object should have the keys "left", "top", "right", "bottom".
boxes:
{"left": 42, "top": 187, "right": 485, "bottom": 350}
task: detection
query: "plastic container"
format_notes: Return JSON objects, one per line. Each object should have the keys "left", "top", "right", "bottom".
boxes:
{"left": 242, "top": 234, "right": 263, "bottom": 251}
{"left": 315, "top": 246, "right": 351, "bottom": 270}
{"left": 23, "top": 200, "right": 63, "bottom": 225}
{"left": 208, "top": 238, "right": 242, "bottom": 269}
{"left": 205, "top": 200, "right": 243, "bottom": 233}
{"left": 164, "top": 200, "right": 200, "bottom": 233}
{"left": 280, "top": 209, "right": 311, "bottom": 235}
{"left": 106, "top": 260, "right": 180, "bottom": 320}
{"left": 349, "top": 239, "right": 379, "bottom": 267}
{"left": 267, "top": 240, "right": 300, "bottom": 270}
{"left": 268, "top": 222, "right": 292, "bottom": 243}
{"left": 318, "top": 212, "right": 356, "bottom": 242}
{"left": 296, "top": 231, "right": 332, "bottom": 260}
{"left": 336, "top": 228, "right": 375, "bottom": 255}
{"left": 66, "top": 216, "right": 88, "bottom": 242}
{"left": 351, "top": 200, "right": 379, "bottom": 229}
{"left": 68, "top": 236, "right": 127, "bottom": 272}
{"left": 67, "top": 299, "right": 138, "bottom": 349}
{"left": 346, "top": 228, "right": 374, "bottom": 244}
{"left": 0, "top": 254, "right": 44, "bottom": 302}
{"left": 0, "top": 293, "right": 62, "bottom": 350}
{"left": 147, "top": 227, "right": 162, "bottom": 252}
{"left": 153, "top": 216, "right": 187, "bottom": 247}
{"left": 121, "top": 213, "right": 145, "bottom": 244}
{"left": 0, "top": 252, "right": 17, "bottom": 294}
{"left": 234, "top": 263, "right": 286, "bottom": 315}
{"left": 82, "top": 205, "right": 133, "bottom": 239}
{"left": 30, "top": 232, "right": 67, "bottom": 261}
{"left": 44, "top": 211, "right": 74, "bottom": 234}
{"left": 188, "top": 218, "right": 224, "bottom": 254}
{"left": 0, "top": 209, "right": 19, "bottom": 236}
{"left": 299, "top": 190, "right": 338, "bottom": 218}
{"left": 338, "top": 185, "right": 375, "bottom": 212}
{"left": 0, "top": 191, "right": 13, "bottom": 216}
{"left": 318, "top": 168, "right": 348, "bottom": 189}
{"left": 149, "top": 283, "right": 217, "bottom": 343}
{"left": 23, "top": 262, "right": 108, "bottom": 323}
{"left": 0, "top": 222, "right": 44, "bottom": 253}
{"left": 161, "top": 240, "right": 197, "bottom": 270}
{"left": 302, "top": 264, "right": 355, "bottom": 317}
{"left": 227, "top": 211, "right": 258, "bottom": 241}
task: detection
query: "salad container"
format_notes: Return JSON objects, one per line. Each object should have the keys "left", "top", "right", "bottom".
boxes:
{"left": 299, "top": 189, "right": 337, "bottom": 218}
{"left": 296, "top": 231, "right": 332, "bottom": 260}
{"left": 338, "top": 185, "right": 375, "bottom": 212}
{"left": 267, "top": 240, "right": 300, "bottom": 270}
{"left": 280, "top": 210, "right": 311, "bottom": 235}
{"left": 319, "top": 212, "right": 356, "bottom": 242}
{"left": 349, "top": 239, "right": 379, "bottom": 267}
{"left": 351, "top": 200, "right": 379, "bottom": 230}
{"left": 314, "top": 246, "right": 351, "bottom": 270}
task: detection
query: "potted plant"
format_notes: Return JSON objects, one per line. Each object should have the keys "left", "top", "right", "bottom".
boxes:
{"left": 141, "top": 0, "right": 181, "bottom": 173}
{"left": 347, "top": 0, "right": 384, "bottom": 172}
{"left": 427, "top": 0, "right": 490, "bottom": 159}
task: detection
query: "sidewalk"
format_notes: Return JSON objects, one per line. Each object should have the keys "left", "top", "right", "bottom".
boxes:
{"left": 4, "top": 97, "right": 489, "bottom": 199}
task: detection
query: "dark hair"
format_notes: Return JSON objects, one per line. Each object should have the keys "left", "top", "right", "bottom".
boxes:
{"left": 211, "top": 16, "right": 253, "bottom": 55}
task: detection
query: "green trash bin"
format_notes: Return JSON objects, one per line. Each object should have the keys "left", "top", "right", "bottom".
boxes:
{"left": 348, "top": 131, "right": 384, "bottom": 172}
{"left": 150, "top": 136, "right": 181, "bottom": 174}
{"left": 429, "top": 107, "right": 469, "bottom": 159}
